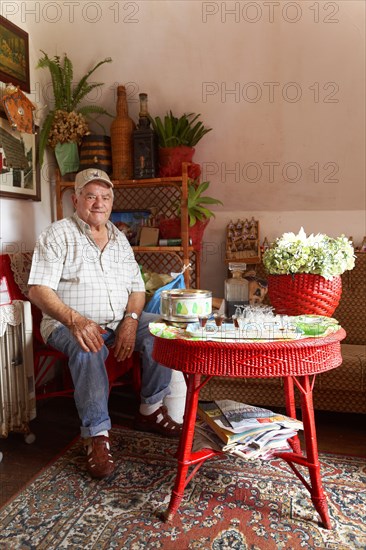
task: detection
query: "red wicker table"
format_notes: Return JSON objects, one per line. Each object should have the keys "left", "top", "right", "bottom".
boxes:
{"left": 152, "top": 328, "right": 346, "bottom": 528}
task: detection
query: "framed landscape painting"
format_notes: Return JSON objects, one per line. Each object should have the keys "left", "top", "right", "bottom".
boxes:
{"left": 0, "top": 16, "right": 30, "bottom": 93}
{"left": 0, "top": 116, "right": 41, "bottom": 200}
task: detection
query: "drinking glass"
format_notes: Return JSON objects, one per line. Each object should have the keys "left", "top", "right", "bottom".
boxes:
{"left": 198, "top": 315, "right": 209, "bottom": 338}
{"left": 213, "top": 313, "right": 226, "bottom": 338}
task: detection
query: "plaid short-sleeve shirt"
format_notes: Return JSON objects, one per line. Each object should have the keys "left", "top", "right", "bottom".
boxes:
{"left": 28, "top": 213, "right": 145, "bottom": 343}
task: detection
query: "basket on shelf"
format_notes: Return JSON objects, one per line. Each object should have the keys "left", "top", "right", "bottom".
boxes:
{"left": 267, "top": 273, "right": 342, "bottom": 317}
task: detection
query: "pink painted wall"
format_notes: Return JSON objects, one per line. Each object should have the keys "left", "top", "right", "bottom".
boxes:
{"left": 1, "top": 1, "right": 364, "bottom": 295}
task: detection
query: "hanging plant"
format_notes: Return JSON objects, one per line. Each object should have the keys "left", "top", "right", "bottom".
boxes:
{"left": 36, "top": 51, "right": 113, "bottom": 164}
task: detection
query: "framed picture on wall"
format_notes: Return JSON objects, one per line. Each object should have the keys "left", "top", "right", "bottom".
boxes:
{"left": 0, "top": 16, "right": 30, "bottom": 93}
{"left": 0, "top": 115, "right": 41, "bottom": 201}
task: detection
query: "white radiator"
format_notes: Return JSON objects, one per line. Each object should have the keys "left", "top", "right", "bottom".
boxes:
{"left": 0, "top": 300, "right": 36, "bottom": 443}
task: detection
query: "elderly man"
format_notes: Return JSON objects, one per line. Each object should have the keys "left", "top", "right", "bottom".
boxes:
{"left": 28, "top": 169, "right": 181, "bottom": 479}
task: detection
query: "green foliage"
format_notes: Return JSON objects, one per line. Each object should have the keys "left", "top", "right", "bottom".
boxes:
{"left": 36, "top": 51, "right": 113, "bottom": 164}
{"left": 149, "top": 112, "right": 212, "bottom": 148}
{"left": 177, "top": 179, "right": 223, "bottom": 226}
{"left": 37, "top": 111, "right": 56, "bottom": 167}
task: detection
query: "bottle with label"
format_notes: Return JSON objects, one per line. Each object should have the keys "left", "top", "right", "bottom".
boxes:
{"left": 225, "top": 263, "right": 249, "bottom": 318}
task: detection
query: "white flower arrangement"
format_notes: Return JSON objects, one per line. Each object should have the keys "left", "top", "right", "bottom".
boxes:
{"left": 263, "top": 227, "right": 355, "bottom": 280}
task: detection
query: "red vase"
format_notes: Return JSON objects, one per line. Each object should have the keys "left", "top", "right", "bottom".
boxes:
{"left": 158, "top": 146, "right": 201, "bottom": 178}
{"left": 159, "top": 218, "right": 209, "bottom": 251}
{"left": 188, "top": 219, "right": 209, "bottom": 250}
{"left": 267, "top": 273, "right": 342, "bottom": 317}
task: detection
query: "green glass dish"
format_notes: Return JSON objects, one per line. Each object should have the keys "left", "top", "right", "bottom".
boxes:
{"left": 295, "top": 315, "right": 339, "bottom": 337}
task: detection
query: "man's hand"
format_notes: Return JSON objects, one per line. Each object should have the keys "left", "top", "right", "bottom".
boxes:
{"left": 28, "top": 285, "right": 107, "bottom": 353}
{"left": 68, "top": 316, "right": 107, "bottom": 353}
{"left": 113, "top": 318, "right": 138, "bottom": 361}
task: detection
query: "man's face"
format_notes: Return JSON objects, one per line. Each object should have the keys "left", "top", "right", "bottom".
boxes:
{"left": 73, "top": 181, "right": 113, "bottom": 228}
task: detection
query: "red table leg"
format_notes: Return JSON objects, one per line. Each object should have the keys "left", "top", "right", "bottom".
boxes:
{"left": 279, "top": 375, "right": 332, "bottom": 529}
{"left": 299, "top": 375, "right": 331, "bottom": 529}
{"left": 163, "top": 373, "right": 202, "bottom": 522}
{"left": 283, "top": 376, "right": 301, "bottom": 454}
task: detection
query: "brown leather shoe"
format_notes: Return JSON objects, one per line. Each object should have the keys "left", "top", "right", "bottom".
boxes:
{"left": 84, "top": 435, "right": 115, "bottom": 479}
{"left": 134, "top": 405, "right": 182, "bottom": 438}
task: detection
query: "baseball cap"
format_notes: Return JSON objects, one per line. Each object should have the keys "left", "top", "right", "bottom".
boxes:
{"left": 74, "top": 169, "right": 114, "bottom": 192}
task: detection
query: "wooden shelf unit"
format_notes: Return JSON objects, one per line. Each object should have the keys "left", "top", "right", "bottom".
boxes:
{"left": 55, "top": 165, "right": 200, "bottom": 288}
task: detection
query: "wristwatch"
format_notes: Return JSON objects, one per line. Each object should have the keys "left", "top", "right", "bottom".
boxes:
{"left": 124, "top": 312, "right": 140, "bottom": 321}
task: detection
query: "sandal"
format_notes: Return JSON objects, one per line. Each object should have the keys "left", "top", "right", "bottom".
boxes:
{"left": 134, "top": 405, "right": 182, "bottom": 438}
{"left": 84, "top": 435, "right": 115, "bottom": 479}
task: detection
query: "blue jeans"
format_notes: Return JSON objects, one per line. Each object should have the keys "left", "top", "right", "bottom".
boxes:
{"left": 48, "top": 311, "right": 172, "bottom": 438}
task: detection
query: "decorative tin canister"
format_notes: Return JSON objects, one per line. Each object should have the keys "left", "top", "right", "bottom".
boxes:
{"left": 160, "top": 289, "right": 212, "bottom": 323}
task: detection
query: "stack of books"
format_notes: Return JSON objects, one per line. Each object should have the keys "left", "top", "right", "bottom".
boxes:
{"left": 194, "top": 399, "right": 303, "bottom": 460}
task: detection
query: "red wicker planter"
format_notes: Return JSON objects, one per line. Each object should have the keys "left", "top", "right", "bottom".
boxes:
{"left": 158, "top": 146, "right": 201, "bottom": 178}
{"left": 267, "top": 273, "right": 342, "bottom": 317}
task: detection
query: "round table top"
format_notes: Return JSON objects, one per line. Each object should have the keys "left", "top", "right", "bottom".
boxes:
{"left": 152, "top": 328, "right": 346, "bottom": 378}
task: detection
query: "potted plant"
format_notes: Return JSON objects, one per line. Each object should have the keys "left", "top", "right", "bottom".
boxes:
{"left": 262, "top": 227, "right": 355, "bottom": 316}
{"left": 36, "top": 51, "right": 112, "bottom": 174}
{"left": 159, "top": 179, "right": 223, "bottom": 250}
{"left": 149, "top": 111, "right": 212, "bottom": 177}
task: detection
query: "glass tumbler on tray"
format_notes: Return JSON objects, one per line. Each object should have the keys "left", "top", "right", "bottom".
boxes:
{"left": 213, "top": 313, "right": 226, "bottom": 337}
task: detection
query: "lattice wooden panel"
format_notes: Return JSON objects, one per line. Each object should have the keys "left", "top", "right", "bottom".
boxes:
{"left": 56, "top": 175, "right": 200, "bottom": 288}
{"left": 112, "top": 185, "right": 180, "bottom": 219}
{"left": 135, "top": 251, "right": 198, "bottom": 288}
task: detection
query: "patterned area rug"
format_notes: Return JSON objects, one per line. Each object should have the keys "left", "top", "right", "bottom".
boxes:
{"left": 0, "top": 426, "right": 365, "bottom": 549}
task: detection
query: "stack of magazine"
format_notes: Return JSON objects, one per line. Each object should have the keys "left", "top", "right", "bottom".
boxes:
{"left": 194, "top": 399, "right": 303, "bottom": 460}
